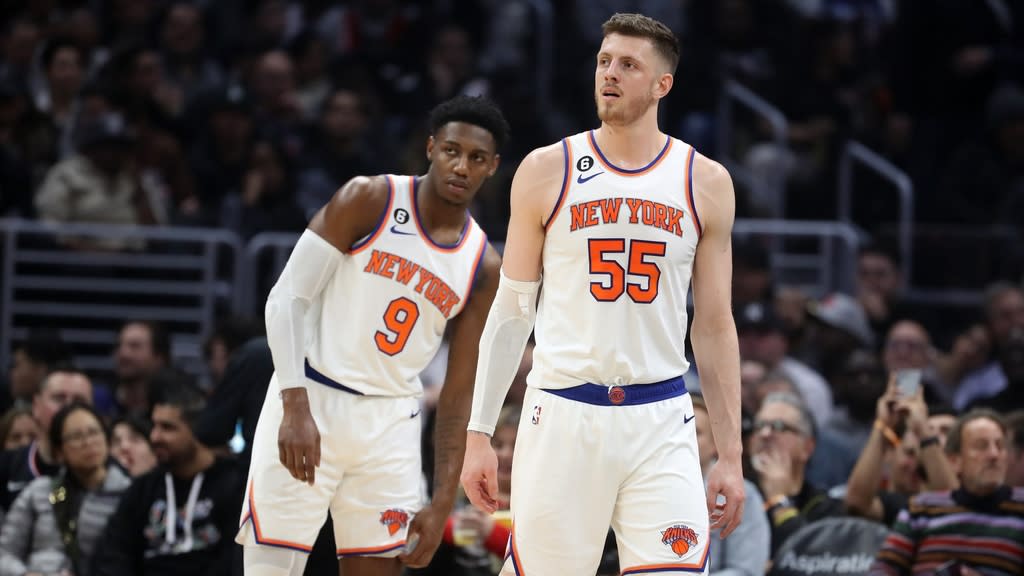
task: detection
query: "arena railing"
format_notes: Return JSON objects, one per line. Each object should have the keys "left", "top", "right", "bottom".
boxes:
{"left": 732, "top": 219, "right": 861, "bottom": 298}
{"left": 716, "top": 78, "right": 790, "bottom": 218}
{"left": 837, "top": 140, "right": 914, "bottom": 289}
{"left": 0, "top": 219, "right": 243, "bottom": 387}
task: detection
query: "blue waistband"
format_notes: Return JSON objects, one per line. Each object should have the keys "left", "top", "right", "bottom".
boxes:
{"left": 542, "top": 376, "right": 687, "bottom": 406}
{"left": 304, "top": 359, "right": 363, "bottom": 395}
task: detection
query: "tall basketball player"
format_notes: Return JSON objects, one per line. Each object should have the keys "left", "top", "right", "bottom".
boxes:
{"left": 462, "top": 13, "right": 745, "bottom": 575}
{"left": 239, "top": 95, "right": 508, "bottom": 576}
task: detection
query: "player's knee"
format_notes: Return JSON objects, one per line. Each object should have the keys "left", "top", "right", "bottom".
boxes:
{"left": 243, "top": 545, "right": 309, "bottom": 576}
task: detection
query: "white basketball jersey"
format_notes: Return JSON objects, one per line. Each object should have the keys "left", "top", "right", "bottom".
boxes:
{"left": 307, "top": 175, "right": 488, "bottom": 397}
{"left": 530, "top": 130, "right": 702, "bottom": 390}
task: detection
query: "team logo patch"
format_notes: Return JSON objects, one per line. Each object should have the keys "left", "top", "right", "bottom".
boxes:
{"left": 608, "top": 386, "right": 625, "bottom": 405}
{"left": 380, "top": 509, "right": 409, "bottom": 536}
{"left": 661, "top": 524, "right": 699, "bottom": 557}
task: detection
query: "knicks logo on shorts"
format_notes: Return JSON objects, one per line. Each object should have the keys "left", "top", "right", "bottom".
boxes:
{"left": 661, "top": 524, "right": 699, "bottom": 557}
{"left": 380, "top": 509, "right": 409, "bottom": 536}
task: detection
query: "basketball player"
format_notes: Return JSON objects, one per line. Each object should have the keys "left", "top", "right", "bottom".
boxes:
{"left": 462, "top": 13, "right": 745, "bottom": 575}
{"left": 239, "top": 95, "right": 507, "bottom": 576}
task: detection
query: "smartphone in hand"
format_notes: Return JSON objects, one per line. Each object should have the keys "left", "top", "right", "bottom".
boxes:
{"left": 895, "top": 369, "right": 922, "bottom": 398}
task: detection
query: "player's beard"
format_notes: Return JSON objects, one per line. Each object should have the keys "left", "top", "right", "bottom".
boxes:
{"left": 595, "top": 89, "right": 655, "bottom": 126}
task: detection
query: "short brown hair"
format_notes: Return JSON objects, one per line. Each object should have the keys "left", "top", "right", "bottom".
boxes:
{"left": 601, "top": 13, "right": 680, "bottom": 72}
{"left": 945, "top": 409, "right": 1006, "bottom": 456}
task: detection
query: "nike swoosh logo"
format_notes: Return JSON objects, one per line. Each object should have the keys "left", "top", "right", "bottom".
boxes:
{"left": 576, "top": 171, "right": 605, "bottom": 184}
{"left": 390, "top": 225, "right": 416, "bottom": 236}
{"left": 410, "top": 409, "right": 422, "bottom": 419}
{"left": 683, "top": 413, "right": 696, "bottom": 424}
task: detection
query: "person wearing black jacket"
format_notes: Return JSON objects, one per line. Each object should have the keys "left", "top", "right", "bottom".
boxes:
{"left": 92, "top": 382, "right": 243, "bottom": 576}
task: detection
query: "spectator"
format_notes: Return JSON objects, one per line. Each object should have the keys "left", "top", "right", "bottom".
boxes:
{"left": 694, "top": 392, "right": 770, "bottom": 576}
{"left": 750, "top": 392, "right": 845, "bottom": 556}
{"left": 222, "top": 136, "right": 305, "bottom": 240}
{"left": 0, "top": 369, "right": 92, "bottom": 515}
{"left": 35, "top": 37, "right": 85, "bottom": 135}
{"left": 0, "top": 408, "right": 37, "bottom": 451}
{"left": 110, "top": 415, "right": 156, "bottom": 477}
{"left": 296, "top": 87, "right": 385, "bottom": 218}
{"left": 737, "top": 300, "right": 833, "bottom": 428}
{"left": 158, "top": 2, "right": 223, "bottom": 118}
{"left": 882, "top": 320, "right": 948, "bottom": 404}
{"left": 732, "top": 239, "right": 773, "bottom": 308}
{"left": 35, "top": 112, "right": 161, "bottom": 246}
{"left": 110, "top": 321, "right": 170, "bottom": 417}
{"left": 202, "top": 317, "right": 264, "bottom": 387}
{"left": 802, "top": 292, "right": 876, "bottom": 383}
{"left": 827, "top": 350, "right": 889, "bottom": 464}
{"left": 7, "top": 329, "right": 73, "bottom": 410}
{"left": 92, "top": 382, "right": 242, "bottom": 576}
{"left": 0, "top": 402, "right": 130, "bottom": 576}
{"left": 955, "top": 283, "right": 1024, "bottom": 410}
{"left": 856, "top": 242, "right": 910, "bottom": 339}
{"left": 968, "top": 326, "right": 1024, "bottom": 413}
{"left": 871, "top": 410, "right": 1024, "bottom": 575}
{"left": 845, "top": 377, "right": 958, "bottom": 526}
{"left": 187, "top": 84, "right": 253, "bottom": 226}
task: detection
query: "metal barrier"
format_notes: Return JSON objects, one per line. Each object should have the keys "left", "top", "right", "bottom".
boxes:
{"left": 733, "top": 219, "right": 862, "bottom": 297}
{"left": 237, "top": 232, "right": 300, "bottom": 316}
{"left": 717, "top": 78, "right": 790, "bottom": 217}
{"left": 837, "top": 140, "right": 914, "bottom": 287}
{"left": 0, "top": 219, "right": 242, "bottom": 383}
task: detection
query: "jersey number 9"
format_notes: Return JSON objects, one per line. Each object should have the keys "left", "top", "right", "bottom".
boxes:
{"left": 375, "top": 297, "right": 420, "bottom": 355}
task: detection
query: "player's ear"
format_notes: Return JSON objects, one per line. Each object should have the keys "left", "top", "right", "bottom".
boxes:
{"left": 653, "top": 72, "right": 673, "bottom": 100}
{"left": 488, "top": 154, "right": 501, "bottom": 177}
{"left": 426, "top": 135, "right": 436, "bottom": 160}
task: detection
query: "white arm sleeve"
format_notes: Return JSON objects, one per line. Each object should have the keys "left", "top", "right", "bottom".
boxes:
{"left": 265, "top": 229, "right": 341, "bottom": 391}
{"left": 467, "top": 270, "right": 540, "bottom": 436}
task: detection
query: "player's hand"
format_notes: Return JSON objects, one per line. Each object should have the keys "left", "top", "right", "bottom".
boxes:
{"left": 705, "top": 457, "right": 745, "bottom": 539}
{"left": 460, "top": 431, "right": 499, "bottom": 513}
{"left": 399, "top": 502, "right": 447, "bottom": 568}
{"left": 278, "top": 388, "right": 320, "bottom": 485}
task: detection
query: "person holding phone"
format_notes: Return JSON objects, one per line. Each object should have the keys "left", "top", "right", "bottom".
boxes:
{"left": 845, "top": 374, "right": 958, "bottom": 526}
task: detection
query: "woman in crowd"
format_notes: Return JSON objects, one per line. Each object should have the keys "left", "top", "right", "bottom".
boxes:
{"left": 0, "top": 407, "right": 38, "bottom": 450}
{"left": 0, "top": 402, "right": 130, "bottom": 576}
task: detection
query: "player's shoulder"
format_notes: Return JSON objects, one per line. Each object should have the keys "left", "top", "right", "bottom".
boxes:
{"left": 687, "top": 147, "right": 732, "bottom": 190}
{"left": 330, "top": 174, "right": 392, "bottom": 208}
{"left": 518, "top": 140, "right": 567, "bottom": 175}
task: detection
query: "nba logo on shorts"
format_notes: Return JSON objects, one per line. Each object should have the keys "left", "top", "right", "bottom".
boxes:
{"left": 661, "top": 524, "right": 699, "bottom": 557}
{"left": 532, "top": 406, "right": 542, "bottom": 425}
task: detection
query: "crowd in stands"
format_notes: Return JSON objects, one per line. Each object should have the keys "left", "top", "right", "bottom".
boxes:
{"left": 1, "top": 0, "right": 1024, "bottom": 574}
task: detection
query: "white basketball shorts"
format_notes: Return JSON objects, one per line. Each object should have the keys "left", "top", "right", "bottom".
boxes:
{"left": 501, "top": 377, "right": 709, "bottom": 575}
{"left": 237, "top": 369, "right": 424, "bottom": 558}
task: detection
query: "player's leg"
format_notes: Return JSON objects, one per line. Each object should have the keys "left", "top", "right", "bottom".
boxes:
{"left": 612, "top": 393, "right": 709, "bottom": 575}
{"left": 499, "top": 387, "right": 617, "bottom": 576}
{"left": 238, "top": 379, "right": 344, "bottom": 571}
{"left": 338, "top": 556, "right": 403, "bottom": 576}
{"left": 333, "top": 395, "right": 424, "bottom": 571}
{"left": 243, "top": 545, "right": 309, "bottom": 576}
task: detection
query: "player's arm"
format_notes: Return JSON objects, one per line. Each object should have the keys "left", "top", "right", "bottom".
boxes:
{"left": 461, "top": 142, "right": 563, "bottom": 512}
{"left": 401, "top": 243, "right": 502, "bottom": 567}
{"left": 265, "top": 175, "right": 388, "bottom": 484}
{"left": 688, "top": 154, "right": 746, "bottom": 538}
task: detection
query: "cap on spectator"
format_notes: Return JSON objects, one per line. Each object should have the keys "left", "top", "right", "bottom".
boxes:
{"left": 808, "top": 292, "right": 875, "bottom": 347}
{"left": 75, "top": 112, "right": 134, "bottom": 149}
{"left": 736, "top": 300, "right": 784, "bottom": 333}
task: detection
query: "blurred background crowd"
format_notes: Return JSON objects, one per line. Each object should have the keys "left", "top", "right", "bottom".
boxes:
{"left": 1, "top": 0, "right": 1023, "bottom": 574}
